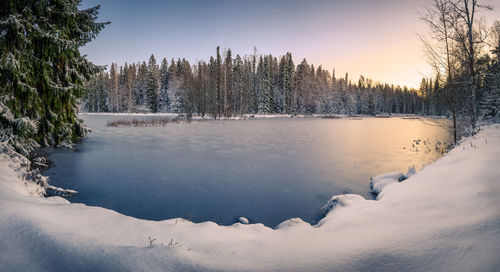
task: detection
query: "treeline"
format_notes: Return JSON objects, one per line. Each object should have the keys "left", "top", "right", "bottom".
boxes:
{"left": 420, "top": 0, "right": 500, "bottom": 143}
{"left": 82, "top": 48, "right": 427, "bottom": 118}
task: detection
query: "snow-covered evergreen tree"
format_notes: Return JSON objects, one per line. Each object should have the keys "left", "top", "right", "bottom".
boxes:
{"left": 255, "top": 55, "right": 275, "bottom": 114}
{"left": 126, "top": 63, "right": 136, "bottom": 112}
{"left": 216, "top": 47, "right": 223, "bottom": 117}
{"left": 480, "top": 22, "right": 500, "bottom": 120}
{"left": 233, "top": 55, "right": 244, "bottom": 116}
{"left": 109, "top": 63, "right": 119, "bottom": 112}
{"left": 256, "top": 56, "right": 266, "bottom": 113}
{"left": 0, "top": 1, "right": 107, "bottom": 148}
{"left": 168, "top": 59, "right": 183, "bottom": 113}
{"left": 179, "top": 58, "right": 194, "bottom": 117}
{"left": 224, "top": 49, "right": 233, "bottom": 117}
{"left": 159, "top": 58, "right": 169, "bottom": 112}
{"left": 146, "top": 55, "right": 160, "bottom": 113}
{"left": 134, "top": 62, "right": 148, "bottom": 108}
{"left": 207, "top": 56, "right": 217, "bottom": 117}
{"left": 294, "top": 59, "right": 311, "bottom": 114}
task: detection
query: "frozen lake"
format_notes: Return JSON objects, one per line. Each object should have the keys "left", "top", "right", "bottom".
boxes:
{"left": 42, "top": 115, "right": 451, "bottom": 227}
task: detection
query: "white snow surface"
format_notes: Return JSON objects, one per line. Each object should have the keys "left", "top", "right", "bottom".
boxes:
{"left": 238, "top": 217, "right": 250, "bottom": 225}
{"left": 1, "top": 125, "right": 500, "bottom": 271}
{"left": 370, "top": 171, "right": 404, "bottom": 196}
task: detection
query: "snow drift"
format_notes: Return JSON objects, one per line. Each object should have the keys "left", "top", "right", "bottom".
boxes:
{"left": 1, "top": 125, "right": 500, "bottom": 271}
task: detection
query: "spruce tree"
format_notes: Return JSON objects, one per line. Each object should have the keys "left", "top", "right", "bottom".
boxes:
{"left": 135, "top": 61, "right": 148, "bottom": 107}
{"left": 256, "top": 56, "right": 266, "bottom": 113}
{"left": 126, "top": 63, "right": 136, "bottom": 112}
{"left": 159, "top": 58, "right": 169, "bottom": 112}
{"left": 179, "top": 58, "right": 193, "bottom": 117}
{"left": 109, "top": 63, "right": 119, "bottom": 112}
{"left": 216, "top": 46, "right": 222, "bottom": 117}
{"left": 224, "top": 49, "right": 232, "bottom": 117}
{"left": 0, "top": 1, "right": 108, "bottom": 148}
{"left": 146, "top": 54, "right": 160, "bottom": 113}
{"left": 265, "top": 56, "right": 275, "bottom": 114}
{"left": 98, "top": 73, "right": 109, "bottom": 113}
{"left": 168, "top": 59, "right": 183, "bottom": 113}
{"left": 208, "top": 56, "right": 218, "bottom": 118}
{"left": 233, "top": 55, "right": 244, "bottom": 116}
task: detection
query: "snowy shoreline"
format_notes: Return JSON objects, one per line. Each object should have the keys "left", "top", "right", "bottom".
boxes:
{"left": 1, "top": 125, "right": 499, "bottom": 271}
{"left": 80, "top": 112, "right": 449, "bottom": 120}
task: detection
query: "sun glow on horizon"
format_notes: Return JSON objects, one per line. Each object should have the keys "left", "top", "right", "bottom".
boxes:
{"left": 80, "top": 0, "right": 498, "bottom": 90}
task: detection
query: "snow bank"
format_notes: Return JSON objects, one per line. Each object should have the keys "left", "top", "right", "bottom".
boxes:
{"left": 370, "top": 171, "right": 404, "bottom": 195}
{"left": 321, "top": 194, "right": 366, "bottom": 215}
{"left": 238, "top": 217, "right": 250, "bottom": 225}
{"left": 1, "top": 125, "right": 500, "bottom": 271}
{"left": 370, "top": 168, "right": 416, "bottom": 197}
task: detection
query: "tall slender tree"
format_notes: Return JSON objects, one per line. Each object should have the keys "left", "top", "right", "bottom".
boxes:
{"left": 146, "top": 54, "right": 160, "bottom": 112}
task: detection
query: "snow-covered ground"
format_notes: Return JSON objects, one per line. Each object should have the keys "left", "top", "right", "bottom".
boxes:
{"left": 0, "top": 125, "right": 499, "bottom": 271}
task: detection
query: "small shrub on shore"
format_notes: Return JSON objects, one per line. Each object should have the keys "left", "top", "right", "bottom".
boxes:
{"left": 106, "top": 117, "right": 184, "bottom": 127}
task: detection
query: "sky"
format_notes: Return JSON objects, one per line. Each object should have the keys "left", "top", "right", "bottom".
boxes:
{"left": 80, "top": 0, "right": 500, "bottom": 89}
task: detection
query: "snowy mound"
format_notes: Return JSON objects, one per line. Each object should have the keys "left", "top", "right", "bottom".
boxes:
{"left": 1, "top": 125, "right": 500, "bottom": 271}
{"left": 370, "top": 171, "right": 404, "bottom": 195}
{"left": 321, "top": 194, "right": 366, "bottom": 214}
{"left": 238, "top": 217, "right": 250, "bottom": 225}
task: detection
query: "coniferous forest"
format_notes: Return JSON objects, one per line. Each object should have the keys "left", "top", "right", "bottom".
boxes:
{"left": 82, "top": 49, "right": 431, "bottom": 118}
{"left": 82, "top": 36, "right": 500, "bottom": 127}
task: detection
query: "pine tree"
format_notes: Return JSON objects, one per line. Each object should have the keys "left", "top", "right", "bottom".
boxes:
{"left": 195, "top": 61, "right": 208, "bottom": 117}
{"left": 284, "top": 53, "right": 295, "bottom": 114}
{"left": 294, "top": 59, "right": 311, "bottom": 114}
{"left": 216, "top": 46, "right": 223, "bottom": 117}
{"left": 168, "top": 59, "right": 183, "bottom": 113}
{"left": 98, "top": 73, "right": 109, "bottom": 113}
{"left": 419, "top": 78, "right": 428, "bottom": 115}
{"left": 251, "top": 49, "right": 258, "bottom": 113}
{"left": 277, "top": 55, "right": 287, "bottom": 113}
{"left": 135, "top": 62, "right": 148, "bottom": 107}
{"left": 119, "top": 64, "right": 128, "bottom": 112}
{"left": 256, "top": 56, "right": 266, "bottom": 113}
{"left": 146, "top": 54, "right": 160, "bottom": 113}
{"left": 480, "top": 22, "right": 500, "bottom": 120}
{"left": 208, "top": 56, "right": 218, "bottom": 118}
{"left": 0, "top": 1, "right": 108, "bottom": 148}
{"left": 270, "top": 56, "right": 279, "bottom": 113}
{"left": 126, "top": 63, "right": 136, "bottom": 112}
{"left": 224, "top": 49, "right": 232, "bottom": 117}
{"left": 109, "top": 63, "right": 119, "bottom": 112}
{"left": 233, "top": 55, "right": 244, "bottom": 116}
{"left": 159, "top": 58, "right": 169, "bottom": 112}
{"left": 179, "top": 58, "right": 194, "bottom": 117}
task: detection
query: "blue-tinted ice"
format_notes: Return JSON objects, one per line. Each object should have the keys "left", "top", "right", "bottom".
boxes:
{"left": 42, "top": 116, "right": 451, "bottom": 227}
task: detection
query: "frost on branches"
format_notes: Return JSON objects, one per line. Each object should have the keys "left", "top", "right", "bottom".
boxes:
{"left": 0, "top": 1, "right": 108, "bottom": 149}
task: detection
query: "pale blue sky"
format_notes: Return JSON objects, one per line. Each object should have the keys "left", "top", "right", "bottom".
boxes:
{"left": 81, "top": 0, "right": 499, "bottom": 88}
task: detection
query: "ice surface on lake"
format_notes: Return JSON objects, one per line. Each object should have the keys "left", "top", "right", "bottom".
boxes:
{"left": 42, "top": 115, "right": 451, "bottom": 227}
